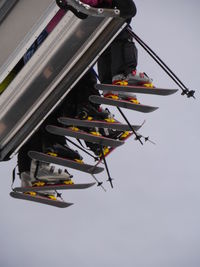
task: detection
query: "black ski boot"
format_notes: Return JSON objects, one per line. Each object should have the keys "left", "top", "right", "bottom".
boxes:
{"left": 76, "top": 103, "right": 111, "bottom": 121}
{"left": 44, "top": 143, "right": 83, "bottom": 161}
{"left": 84, "top": 142, "right": 109, "bottom": 157}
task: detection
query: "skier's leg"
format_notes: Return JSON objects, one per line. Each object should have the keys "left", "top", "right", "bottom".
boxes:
{"left": 18, "top": 130, "right": 43, "bottom": 187}
{"left": 111, "top": 26, "right": 138, "bottom": 78}
{"left": 60, "top": 68, "right": 110, "bottom": 120}
{"left": 58, "top": 69, "right": 116, "bottom": 154}
{"left": 70, "top": 69, "right": 124, "bottom": 154}
{"left": 111, "top": 26, "right": 152, "bottom": 86}
{"left": 30, "top": 112, "right": 82, "bottom": 182}
{"left": 97, "top": 26, "right": 138, "bottom": 84}
{"left": 97, "top": 47, "right": 112, "bottom": 84}
{"left": 17, "top": 116, "right": 79, "bottom": 187}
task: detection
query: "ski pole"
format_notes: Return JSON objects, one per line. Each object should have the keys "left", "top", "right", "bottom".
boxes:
{"left": 100, "top": 145, "right": 114, "bottom": 188}
{"left": 90, "top": 173, "right": 106, "bottom": 192}
{"left": 65, "top": 137, "right": 99, "bottom": 161}
{"left": 128, "top": 29, "right": 195, "bottom": 98}
{"left": 117, "top": 107, "right": 143, "bottom": 145}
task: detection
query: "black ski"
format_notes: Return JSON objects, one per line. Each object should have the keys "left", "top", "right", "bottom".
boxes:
{"left": 13, "top": 182, "right": 96, "bottom": 193}
{"left": 95, "top": 83, "right": 178, "bottom": 96}
{"left": 10, "top": 191, "right": 73, "bottom": 208}
{"left": 89, "top": 95, "right": 158, "bottom": 113}
{"left": 46, "top": 125, "right": 124, "bottom": 148}
{"left": 28, "top": 151, "right": 104, "bottom": 174}
{"left": 96, "top": 131, "right": 133, "bottom": 165}
{"left": 58, "top": 117, "right": 142, "bottom": 131}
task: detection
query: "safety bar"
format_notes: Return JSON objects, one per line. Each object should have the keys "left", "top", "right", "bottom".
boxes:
{"left": 58, "top": 0, "right": 120, "bottom": 17}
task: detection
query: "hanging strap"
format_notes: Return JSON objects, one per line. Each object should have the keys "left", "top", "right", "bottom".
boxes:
{"left": 11, "top": 164, "right": 18, "bottom": 190}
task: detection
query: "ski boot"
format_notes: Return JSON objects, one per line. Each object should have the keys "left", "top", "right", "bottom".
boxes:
{"left": 75, "top": 102, "right": 128, "bottom": 155}
{"left": 113, "top": 70, "right": 153, "bottom": 87}
{"left": 19, "top": 166, "right": 73, "bottom": 199}
{"left": 21, "top": 190, "right": 61, "bottom": 203}
{"left": 20, "top": 171, "right": 34, "bottom": 187}
{"left": 27, "top": 143, "right": 80, "bottom": 184}
{"left": 19, "top": 170, "right": 61, "bottom": 198}
{"left": 85, "top": 142, "right": 110, "bottom": 157}
{"left": 76, "top": 103, "right": 111, "bottom": 121}
{"left": 77, "top": 102, "right": 123, "bottom": 132}
{"left": 104, "top": 70, "right": 153, "bottom": 103}
{"left": 76, "top": 102, "right": 119, "bottom": 126}
{"left": 27, "top": 160, "right": 73, "bottom": 197}
{"left": 44, "top": 143, "right": 83, "bottom": 161}
{"left": 30, "top": 159, "right": 73, "bottom": 182}
{"left": 84, "top": 125, "right": 129, "bottom": 157}
{"left": 29, "top": 143, "right": 82, "bottom": 191}
{"left": 76, "top": 102, "right": 119, "bottom": 134}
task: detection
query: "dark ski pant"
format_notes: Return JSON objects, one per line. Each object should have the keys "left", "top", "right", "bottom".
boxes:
{"left": 97, "top": 25, "right": 138, "bottom": 84}
{"left": 17, "top": 69, "right": 99, "bottom": 174}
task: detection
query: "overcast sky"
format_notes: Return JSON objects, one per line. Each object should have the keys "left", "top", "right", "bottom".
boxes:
{"left": 1, "top": 1, "right": 200, "bottom": 267}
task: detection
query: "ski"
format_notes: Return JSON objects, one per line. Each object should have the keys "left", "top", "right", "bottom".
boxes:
{"left": 10, "top": 191, "right": 73, "bottom": 208}
{"left": 13, "top": 182, "right": 96, "bottom": 193}
{"left": 28, "top": 151, "right": 104, "bottom": 174}
{"left": 96, "top": 131, "right": 133, "bottom": 165}
{"left": 58, "top": 117, "right": 142, "bottom": 131}
{"left": 95, "top": 83, "right": 178, "bottom": 96}
{"left": 89, "top": 95, "right": 158, "bottom": 113}
{"left": 46, "top": 125, "right": 124, "bottom": 148}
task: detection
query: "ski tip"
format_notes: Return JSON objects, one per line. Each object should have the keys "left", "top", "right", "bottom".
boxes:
{"left": 95, "top": 83, "right": 104, "bottom": 90}
{"left": 10, "top": 191, "right": 74, "bottom": 208}
{"left": 153, "top": 106, "right": 159, "bottom": 111}
{"left": 62, "top": 202, "right": 74, "bottom": 208}
{"left": 91, "top": 166, "right": 104, "bottom": 174}
{"left": 58, "top": 117, "right": 67, "bottom": 124}
{"left": 141, "top": 105, "right": 159, "bottom": 113}
{"left": 46, "top": 125, "right": 55, "bottom": 134}
{"left": 89, "top": 182, "right": 96, "bottom": 187}
{"left": 28, "top": 150, "right": 36, "bottom": 159}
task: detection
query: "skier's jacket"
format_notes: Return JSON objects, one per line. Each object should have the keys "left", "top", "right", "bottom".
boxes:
{"left": 81, "top": 0, "right": 137, "bottom": 18}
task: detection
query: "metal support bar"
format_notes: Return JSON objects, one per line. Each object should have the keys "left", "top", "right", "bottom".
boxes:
{"left": 57, "top": 0, "right": 120, "bottom": 17}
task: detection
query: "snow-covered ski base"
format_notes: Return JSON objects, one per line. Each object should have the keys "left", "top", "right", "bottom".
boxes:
{"left": 10, "top": 191, "right": 73, "bottom": 208}
{"left": 28, "top": 151, "right": 104, "bottom": 174}
{"left": 89, "top": 95, "right": 158, "bottom": 113}
{"left": 13, "top": 182, "right": 96, "bottom": 193}
{"left": 58, "top": 117, "right": 143, "bottom": 131}
{"left": 95, "top": 84, "right": 178, "bottom": 96}
{"left": 46, "top": 125, "right": 124, "bottom": 148}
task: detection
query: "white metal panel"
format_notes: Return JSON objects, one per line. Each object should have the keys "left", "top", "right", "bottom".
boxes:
{"left": 0, "top": 1, "right": 126, "bottom": 160}
{"left": 0, "top": 0, "right": 59, "bottom": 82}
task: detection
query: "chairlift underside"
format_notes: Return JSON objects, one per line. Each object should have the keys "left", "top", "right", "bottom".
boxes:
{"left": 0, "top": 0, "right": 126, "bottom": 161}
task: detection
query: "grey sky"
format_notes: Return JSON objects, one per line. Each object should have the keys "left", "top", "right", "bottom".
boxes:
{"left": 1, "top": 1, "right": 200, "bottom": 267}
